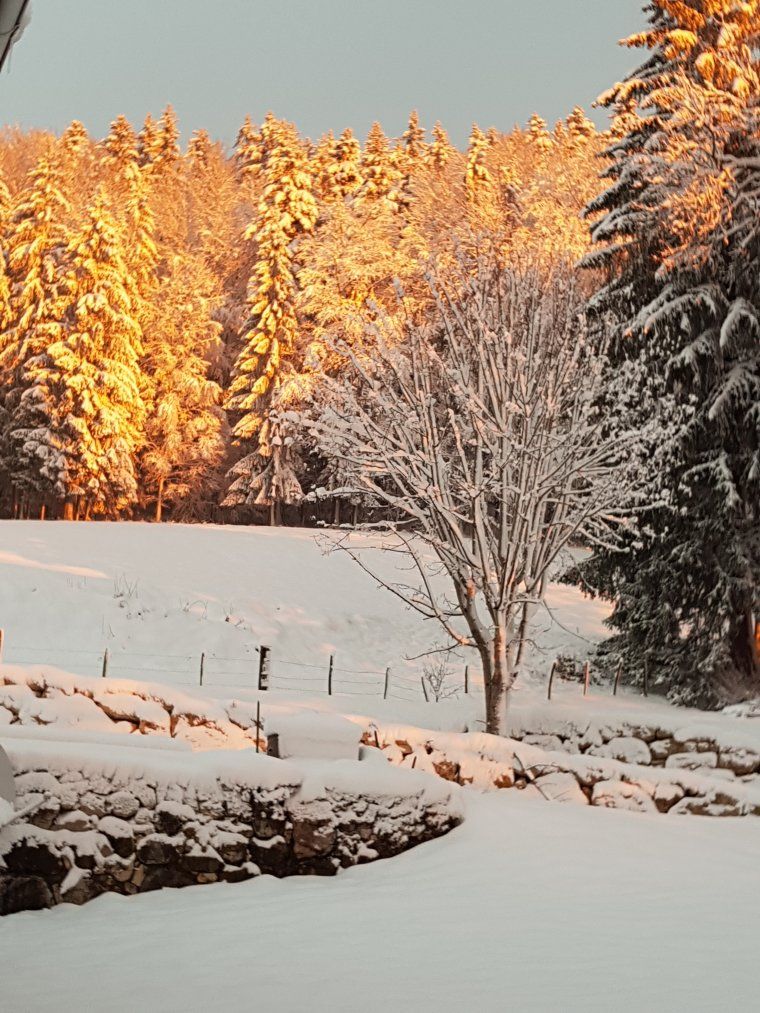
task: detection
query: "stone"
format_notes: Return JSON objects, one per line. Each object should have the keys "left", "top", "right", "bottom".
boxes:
{"left": 0, "top": 873, "right": 53, "bottom": 915}
{"left": 136, "top": 834, "right": 183, "bottom": 866}
{"left": 591, "top": 779, "right": 656, "bottom": 813}
{"left": 533, "top": 771, "right": 588, "bottom": 805}
{"left": 98, "top": 816, "right": 135, "bottom": 859}
{"left": 718, "top": 747, "right": 760, "bottom": 777}
{"left": 522, "top": 734, "right": 567, "bottom": 753}
{"left": 591, "top": 736, "right": 652, "bottom": 766}
{"left": 669, "top": 792, "right": 745, "bottom": 817}
{"left": 293, "top": 818, "right": 336, "bottom": 859}
{"left": 432, "top": 758, "right": 461, "bottom": 782}
{"left": 665, "top": 752, "right": 718, "bottom": 771}
{"left": 649, "top": 738, "right": 678, "bottom": 763}
{"left": 653, "top": 781, "right": 685, "bottom": 813}
{"left": 492, "top": 770, "right": 514, "bottom": 789}
{"left": 57, "top": 810, "right": 94, "bottom": 833}
{"left": 4, "top": 842, "right": 69, "bottom": 884}
{"left": 155, "top": 801, "right": 194, "bottom": 837}
{"left": 182, "top": 849, "right": 223, "bottom": 876}
{"left": 107, "top": 791, "right": 140, "bottom": 820}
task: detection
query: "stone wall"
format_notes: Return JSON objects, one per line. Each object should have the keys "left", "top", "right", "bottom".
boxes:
{"left": 361, "top": 717, "right": 760, "bottom": 818}
{"left": 0, "top": 740, "right": 461, "bottom": 916}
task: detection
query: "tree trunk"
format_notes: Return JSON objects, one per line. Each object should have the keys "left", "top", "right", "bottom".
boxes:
{"left": 63, "top": 500, "right": 74, "bottom": 521}
{"left": 39, "top": 503, "right": 46, "bottom": 520}
{"left": 333, "top": 499, "right": 341, "bottom": 527}
{"left": 482, "top": 625, "right": 514, "bottom": 736}
{"left": 729, "top": 606, "right": 760, "bottom": 690}
{"left": 269, "top": 500, "right": 276, "bottom": 527}
{"left": 155, "top": 478, "right": 164, "bottom": 523}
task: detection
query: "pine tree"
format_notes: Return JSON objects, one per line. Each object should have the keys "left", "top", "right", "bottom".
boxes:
{"left": 566, "top": 105, "right": 596, "bottom": 144}
{"left": 401, "top": 109, "right": 426, "bottom": 161}
{"left": 140, "top": 255, "right": 226, "bottom": 520}
{"left": 34, "top": 190, "right": 146, "bottom": 517}
{"left": 577, "top": 0, "right": 760, "bottom": 704}
{"left": 357, "top": 122, "right": 401, "bottom": 210}
{"left": 102, "top": 114, "right": 138, "bottom": 168}
{"left": 465, "top": 123, "right": 493, "bottom": 201}
{"left": 186, "top": 128, "right": 213, "bottom": 173}
{"left": 427, "top": 121, "right": 454, "bottom": 171}
{"left": 1, "top": 156, "right": 71, "bottom": 511}
{"left": 137, "top": 113, "right": 161, "bottom": 167}
{"left": 225, "top": 116, "right": 317, "bottom": 523}
{"left": 154, "top": 105, "right": 181, "bottom": 168}
{"left": 527, "top": 113, "right": 553, "bottom": 151}
{"left": 323, "top": 127, "right": 362, "bottom": 202}
{"left": 234, "top": 115, "right": 263, "bottom": 184}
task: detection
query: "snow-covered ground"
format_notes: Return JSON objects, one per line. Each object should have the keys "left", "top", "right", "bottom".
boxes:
{"left": 0, "top": 520, "right": 607, "bottom": 700}
{"left": 2, "top": 521, "right": 759, "bottom": 1011}
{"left": 2, "top": 789, "right": 758, "bottom": 1012}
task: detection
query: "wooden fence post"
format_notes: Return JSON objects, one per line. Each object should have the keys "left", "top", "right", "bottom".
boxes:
{"left": 547, "top": 659, "right": 557, "bottom": 701}
{"left": 199, "top": 652, "right": 205, "bottom": 687}
{"left": 101, "top": 648, "right": 109, "bottom": 679}
{"left": 327, "top": 654, "right": 334, "bottom": 696}
{"left": 464, "top": 664, "right": 469, "bottom": 695}
{"left": 612, "top": 659, "right": 622, "bottom": 696}
{"left": 383, "top": 667, "right": 390, "bottom": 700}
{"left": 258, "top": 646, "right": 270, "bottom": 691}
{"left": 420, "top": 676, "right": 429, "bottom": 703}
{"left": 583, "top": 660, "right": 590, "bottom": 697}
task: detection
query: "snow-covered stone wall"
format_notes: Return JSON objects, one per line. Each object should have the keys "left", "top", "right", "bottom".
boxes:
{"left": 0, "top": 738, "right": 461, "bottom": 915}
{"left": 362, "top": 716, "right": 760, "bottom": 818}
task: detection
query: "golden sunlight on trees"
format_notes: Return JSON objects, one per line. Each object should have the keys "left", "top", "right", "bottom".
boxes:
{"left": 0, "top": 103, "right": 607, "bottom": 523}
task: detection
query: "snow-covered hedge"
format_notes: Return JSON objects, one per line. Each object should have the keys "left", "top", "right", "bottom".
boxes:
{"left": 0, "top": 737, "right": 461, "bottom": 915}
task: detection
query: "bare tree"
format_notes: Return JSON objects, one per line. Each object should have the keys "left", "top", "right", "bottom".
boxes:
{"left": 302, "top": 252, "right": 649, "bottom": 735}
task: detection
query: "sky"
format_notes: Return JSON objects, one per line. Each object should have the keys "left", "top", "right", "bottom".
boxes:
{"left": 1, "top": 0, "right": 647, "bottom": 149}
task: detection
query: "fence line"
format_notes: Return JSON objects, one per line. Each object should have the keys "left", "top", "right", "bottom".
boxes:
{"left": 0, "top": 626, "right": 480, "bottom": 702}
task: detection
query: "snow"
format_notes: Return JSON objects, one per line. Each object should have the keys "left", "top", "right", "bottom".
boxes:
{"left": 0, "top": 521, "right": 608, "bottom": 698}
{"left": 2, "top": 520, "right": 760, "bottom": 1007}
{"left": 2, "top": 790, "right": 759, "bottom": 1011}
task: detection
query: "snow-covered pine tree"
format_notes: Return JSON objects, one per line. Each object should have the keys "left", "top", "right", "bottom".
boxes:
{"left": 427, "top": 121, "right": 454, "bottom": 171}
{"left": 137, "top": 113, "right": 161, "bottom": 168}
{"left": 323, "top": 127, "right": 362, "bottom": 202}
{"left": 152, "top": 105, "right": 181, "bottom": 171}
{"left": 527, "top": 112, "right": 553, "bottom": 152}
{"left": 357, "top": 122, "right": 401, "bottom": 211}
{"left": 577, "top": 0, "right": 760, "bottom": 704}
{"left": 140, "top": 254, "right": 226, "bottom": 521}
{"left": 0, "top": 155, "right": 71, "bottom": 514}
{"left": 23, "top": 189, "right": 146, "bottom": 518}
{"left": 566, "top": 105, "right": 596, "bottom": 145}
{"left": 465, "top": 123, "right": 493, "bottom": 201}
{"left": 234, "top": 115, "right": 264, "bottom": 185}
{"left": 225, "top": 116, "right": 317, "bottom": 524}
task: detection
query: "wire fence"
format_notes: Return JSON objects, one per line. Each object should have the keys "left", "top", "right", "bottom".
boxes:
{"left": 0, "top": 628, "right": 476, "bottom": 702}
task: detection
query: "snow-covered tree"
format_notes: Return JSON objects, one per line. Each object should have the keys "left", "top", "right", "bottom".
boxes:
{"left": 578, "top": 0, "right": 760, "bottom": 704}
{"left": 9, "top": 190, "right": 145, "bottom": 517}
{"left": 527, "top": 113, "right": 553, "bottom": 151}
{"left": 465, "top": 123, "right": 492, "bottom": 201}
{"left": 140, "top": 255, "right": 227, "bottom": 521}
{"left": 225, "top": 115, "right": 317, "bottom": 523}
{"left": 358, "top": 122, "right": 401, "bottom": 210}
{"left": 427, "top": 121, "right": 454, "bottom": 171}
{"left": 304, "top": 253, "right": 649, "bottom": 733}
{"left": 0, "top": 156, "right": 71, "bottom": 509}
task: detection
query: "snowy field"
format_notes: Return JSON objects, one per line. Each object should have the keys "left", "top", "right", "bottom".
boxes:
{"left": 0, "top": 520, "right": 607, "bottom": 705}
{"left": 1, "top": 521, "right": 759, "bottom": 1011}
{"left": 3, "top": 790, "right": 759, "bottom": 1012}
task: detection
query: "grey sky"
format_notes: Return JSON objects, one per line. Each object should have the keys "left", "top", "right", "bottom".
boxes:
{"left": 2, "top": 0, "right": 646, "bottom": 149}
